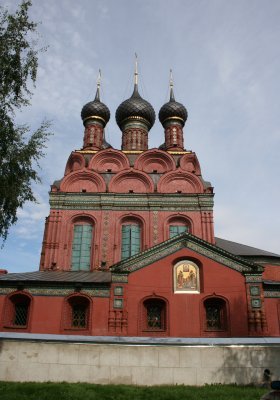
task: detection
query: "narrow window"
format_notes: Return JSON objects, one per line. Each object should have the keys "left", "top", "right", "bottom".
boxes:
{"left": 169, "top": 225, "right": 188, "bottom": 238}
{"left": 143, "top": 299, "right": 166, "bottom": 331}
{"left": 65, "top": 296, "right": 90, "bottom": 330}
{"left": 121, "top": 224, "right": 141, "bottom": 260}
{"left": 14, "top": 302, "right": 29, "bottom": 326}
{"left": 204, "top": 298, "right": 227, "bottom": 331}
{"left": 72, "top": 303, "right": 87, "bottom": 328}
{"left": 71, "top": 224, "right": 93, "bottom": 271}
{"left": 4, "top": 294, "right": 31, "bottom": 328}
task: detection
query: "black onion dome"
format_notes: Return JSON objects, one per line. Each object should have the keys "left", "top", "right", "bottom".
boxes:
{"left": 115, "top": 85, "right": 155, "bottom": 130}
{"left": 81, "top": 89, "right": 110, "bottom": 126}
{"left": 159, "top": 88, "right": 188, "bottom": 127}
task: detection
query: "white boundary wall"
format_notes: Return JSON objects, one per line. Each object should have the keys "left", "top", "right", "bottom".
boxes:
{"left": 0, "top": 334, "right": 280, "bottom": 385}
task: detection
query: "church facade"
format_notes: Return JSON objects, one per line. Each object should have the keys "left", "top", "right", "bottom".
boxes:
{"left": 0, "top": 68, "right": 280, "bottom": 338}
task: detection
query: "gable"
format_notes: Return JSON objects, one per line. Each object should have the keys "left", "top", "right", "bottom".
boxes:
{"left": 111, "top": 232, "right": 263, "bottom": 278}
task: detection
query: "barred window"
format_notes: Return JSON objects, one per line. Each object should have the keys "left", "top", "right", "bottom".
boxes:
{"left": 143, "top": 299, "right": 166, "bottom": 331}
{"left": 204, "top": 298, "right": 227, "bottom": 331}
{"left": 14, "top": 303, "right": 29, "bottom": 326}
{"left": 3, "top": 294, "right": 31, "bottom": 329}
{"left": 72, "top": 303, "right": 87, "bottom": 328}
{"left": 63, "top": 295, "right": 90, "bottom": 331}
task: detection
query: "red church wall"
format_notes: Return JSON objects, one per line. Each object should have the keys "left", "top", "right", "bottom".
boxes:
{"left": 263, "top": 298, "right": 280, "bottom": 336}
{"left": 40, "top": 208, "right": 213, "bottom": 271}
{"left": 0, "top": 293, "right": 110, "bottom": 336}
{"left": 125, "top": 248, "right": 248, "bottom": 337}
{"left": 263, "top": 264, "right": 280, "bottom": 281}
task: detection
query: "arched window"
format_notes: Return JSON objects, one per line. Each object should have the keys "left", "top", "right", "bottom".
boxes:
{"left": 142, "top": 298, "right": 166, "bottom": 332}
{"left": 204, "top": 297, "right": 228, "bottom": 331}
{"left": 174, "top": 260, "right": 200, "bottom": 293}
{"left": 63, "top": 295, "right": 90, "bottom": 331}
{"left": 121, "top": 222, "right": 141, "bottom": 260}
{"left": 4, "top": 293, "right": 31, "bottom": 329}
{"left": 167, "top": 217, "right": 190, "bottom": 239}
{"left": 71, "top": 222, "right": 93, "bottom": 271}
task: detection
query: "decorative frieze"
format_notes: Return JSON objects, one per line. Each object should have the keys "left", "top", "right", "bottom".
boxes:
{"left": 264, "top": 291, "right": 280, "bottom": 298}
{"left": 50, "top": 193, "right": 214, "bottom": 212}
{"left": 102, "top": 211, "right": 110, "bottom": 263}
{"left": 245, "top": 275, "right": 263, "bottom": 283}
{"left": 111, "top": 274, "right": 128, "bottom": 283}
{"left": 153, "top": 211, "right": 159, "bottom": 245}
{"left": 0, "top": 287, "right": 110, "bottom": 297}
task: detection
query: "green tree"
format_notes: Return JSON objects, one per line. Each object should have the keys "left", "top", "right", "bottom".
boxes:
{"left": 0, "top": 0, "right": 51, "bottom": 243}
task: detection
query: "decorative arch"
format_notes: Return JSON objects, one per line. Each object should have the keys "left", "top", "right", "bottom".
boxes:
{"left": 62, "top": 293, "right": 92, "bottom": 332}
{"left": 89, "top": 149, "right": 130, "bottom": 173}
{"left": 165, "top": 214, "right": 193, "bottom": 239}
{"left": 201, "top": 295, "right": 230, "bottom": 335}
{"left": 139, "top": 295, "right": 169, "bottom": 335}
{"left": 64, "top": 152, "right": 86, "bottom": 176}
{"left": 157, "top": 169, "right": 204, "bottom": 193}
{"left": 134, "top": 149, "right": 176, "bottom": 173}
{"left": 173, "top": 259, "right": 200, "bottom": 293}
{"left": 3, "top": 291, "right": 32, "bottom": 330}
{"left": 60, "top": 169, "right": 106, "bottom": 193}
{"left": 108, "top": 169, "right": 154, "bottom": 193}
{"left": 180, "top": 153, "right": 201, "bottom": 175}
{"left": 69, "top": 213, "right": 97, "bottom": 226}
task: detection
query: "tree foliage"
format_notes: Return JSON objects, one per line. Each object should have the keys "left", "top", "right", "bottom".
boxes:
{"left": 0, "top": 0, "right": 51, "bottom": 243}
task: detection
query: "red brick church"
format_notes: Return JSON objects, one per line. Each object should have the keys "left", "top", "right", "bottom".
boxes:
{"left": 0, "top": 67, "right": 280, "bottom": 338}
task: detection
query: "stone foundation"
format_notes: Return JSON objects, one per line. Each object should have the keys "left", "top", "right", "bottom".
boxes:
{"left": 0, "top": 334, "right": 279, "bottom": 385}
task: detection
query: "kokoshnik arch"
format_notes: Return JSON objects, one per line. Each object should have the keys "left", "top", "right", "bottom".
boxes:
{"left": 0, "top": 65, "right": 280, "bottom": 338}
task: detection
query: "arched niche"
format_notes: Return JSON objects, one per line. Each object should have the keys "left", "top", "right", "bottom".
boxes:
{"left": 180, "top": 153, "right": 201, "bottom": 175}
{"left": 108, "top": 169, "right": 154, "bottom": 193}
{"left": 64, "top": 152, "right": 86, "bottom": 176}
{"left": 134, "top": 149, "right": 176, "bottom": 173}
{"left": 89, "top": 149, "right": 130, "bottom": 173}
{"left": 60, "top": 170, "right": 106, "bottom": 193}
{"left": 157, "top": 169, "right": 204, "bottom": 193}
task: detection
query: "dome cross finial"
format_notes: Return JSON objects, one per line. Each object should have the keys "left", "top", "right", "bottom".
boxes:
{"left": 95, "top": 69, "right": 101, "bottom": 101}
{"left": 134, "top": 53, "right": 138, "bottom": 86}
{"left": 169, "top": 68, "right": 175, "bottom": 102}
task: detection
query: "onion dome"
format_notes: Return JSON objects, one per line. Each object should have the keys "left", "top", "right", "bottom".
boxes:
{"left": 116, "top": 84, "right": 155, "bottom": 130}
{"left": 116, "top": 55, "right": 155, "bottom": 131}
{"left": 159, "top": 73, "right": 188, "bottom": 127}
{"left": 81, "top": 85, "right": 110, "bottom": 127}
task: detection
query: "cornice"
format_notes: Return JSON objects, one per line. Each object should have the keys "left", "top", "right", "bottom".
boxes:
{"left": 49, "top": 192, "right": 214, "bottom": 211}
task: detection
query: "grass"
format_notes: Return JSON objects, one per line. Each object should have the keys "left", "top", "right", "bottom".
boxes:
{"left": 0, "top": 382, "right": 268, "bottom": 400}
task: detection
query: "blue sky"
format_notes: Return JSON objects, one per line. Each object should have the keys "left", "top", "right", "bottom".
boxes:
{"left": 1, "top": 0, "right": 280, "bottom": 272}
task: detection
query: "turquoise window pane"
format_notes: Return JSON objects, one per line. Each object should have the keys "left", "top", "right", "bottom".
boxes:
{"left": 121, "top": 224, "right": 141, "bottom": 260}
{"left": 169, "top": 225, "right": 188, "bottom": 238}
{"left": 71, "top": 224, "right": 93, "bottom": 271}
